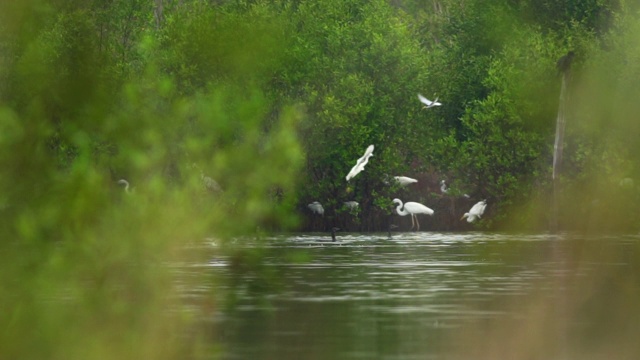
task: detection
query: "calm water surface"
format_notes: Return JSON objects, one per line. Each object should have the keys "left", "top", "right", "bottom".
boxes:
{"left": 185, "top": 232, "right": 640, "bottom": 360}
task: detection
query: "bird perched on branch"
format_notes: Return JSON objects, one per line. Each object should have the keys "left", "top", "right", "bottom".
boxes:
{"left": 440, "top": 180, "right": 449, "bottom": 194}
{"left": 394, "top": 176, "right": 418, "bottom": 186}
{"left": 308, "top": 201, "right": 324, "bottom": 215}
{"left": 117, "top": 179, "right": 131, "bottom": 193}
{"left": 344, "top": 201, "right": 359, "bottom": 210}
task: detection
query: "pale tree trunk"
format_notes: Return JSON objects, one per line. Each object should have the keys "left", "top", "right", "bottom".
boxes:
{"left": 154, "top": 0, "right": 164, "bottom": 29}
{"left": 551, "top": 70, "right": 570, "bottom": 232}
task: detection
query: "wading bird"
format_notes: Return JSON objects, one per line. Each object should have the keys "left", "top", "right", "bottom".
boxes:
{"left": 344, "top": 201, "right": 359, "bottom": 210}
{"left": 440, "top": 180, "right": 449, "bottom": 194}
{"left": 117, "top": 179, "right": 130, "bottom": 193}
{"left": 346, "top": 144, "right": 374, "bottom": 181}
{"left": 308, "top": 201, "right": 324, "bottom": 215}
{"left": 418, "top": 93, "right": 442, "bottom": 109}
{"left": 394, "top": 176, "right": 418, "bottom": 186}
{"left": 387, "top": 224, "right": 399, "bottom": 239}
{"left": 462, "top": 200, "right": 487, "bottom": 223}
{"left": 393, "top": 198, "right": 434, "bottom": 231}
{"left": 192, "top": 163, "right": 222, "bottom": 193}
{"left": 331, "top": 227, "right": 340, "bottom": 242}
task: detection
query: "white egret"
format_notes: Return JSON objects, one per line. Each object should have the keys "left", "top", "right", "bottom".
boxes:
{"left": 346, "top": 144, "right": 374, "bottom": 181}
{"left": 462, "top": 200, "right": 487, "bottom": 223}
{"left": 394, "top": 176, "right": 418, "bottom": 186}
{"left": 392, "top": 198, "right": 434, "bottom": 231}
{"left": 308, "top": 201, "right": 324, "bottom": 215}
{"left": 440, "top": 180, "right": 449, "bottom": 194}
{"left": 117, "top": 179, "right": 130, "bottom": 193}
{"left": 191, "top": 163, "right": 223, "bottom": 193}
{"left": 344, "top": 201, "right": 359, "bottom": 210}
{"left": 418, "top": 93, "right": 442, "bottom": 109}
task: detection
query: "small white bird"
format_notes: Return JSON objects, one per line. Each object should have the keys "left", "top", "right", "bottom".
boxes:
{"left": 308, "top": 201, "right": 324, "bottom": 215}
{"left": 346, "top": 144, "right": 374, "bottom": 181}
{"left": 344, "top": 201, "right": 359, "bottom": 209}
{"left": 440, "top": 180, "right": 449, "bottom": 194}
{"left": 394, "top": 176, "right": 418, "bottom": 186}
{"left": 393, "top": 198, "right": 434, "bottom": 231}
{"left": 462, "top": 200, "right": 487, "bottom": 223}
{"left": 418, "top": 93, "right": 442, "bottom": 109}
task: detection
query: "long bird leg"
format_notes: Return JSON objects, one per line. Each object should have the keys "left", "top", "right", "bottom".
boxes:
{"left": 410, "top": 215, "right": 415, "bottom": 231}
{"left": 415, "top": 215, "right": 420, "bottom": 231}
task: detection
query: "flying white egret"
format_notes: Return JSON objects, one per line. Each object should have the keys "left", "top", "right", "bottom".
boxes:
{"left": 462, "top": 200, "right": 487, "bottom": 223}
{"left": 392, "top": 198, "right": 434, "bottom": 231}
{"left": 117, "top": 179, "right": 130, "bottom": 193}
{"left": 308, "top": 201, "right": 324, "bottom": 215}
{"left": 440, "top": 180, "right": 449, "bottom": 194}
{"left": 346, "top": 144, "right": 374, "bottom": 181}
{"left": 344, "top": 201, "right": 359, "bottom": 210}
{"left": 418, "top": 93, "right": 442, "bottom": 109}
{"left": 394, "top": 176, "right": 418, "bottom": 186}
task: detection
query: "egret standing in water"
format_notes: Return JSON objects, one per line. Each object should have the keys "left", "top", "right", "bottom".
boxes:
{"left": 462, "top": 200, "right": 487, "bottom": 223}
{"left": 418, "top": 94, "right": 442, "bottom": 109}
{"left": 392, "top": 198, "right": 434, "bottom": 231}
{"left": 346, "top": 145, "right": 374, "bottom": 181}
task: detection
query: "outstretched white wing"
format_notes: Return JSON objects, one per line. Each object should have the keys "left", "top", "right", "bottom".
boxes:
{"left": 465, "top": 200, "right": 487, "bottom": 222}
{"left": 417, "top": 93, "right": 442, "bottom": 108}
{"left": 346, "top": 144, "right": 375, "bottom": 181}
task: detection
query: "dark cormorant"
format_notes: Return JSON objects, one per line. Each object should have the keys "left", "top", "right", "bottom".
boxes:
{"left": 387, "top": 224, "right": 399, "bottom": 239}
{"left": 331, "top": 227, "right": 340, "bottom": 242}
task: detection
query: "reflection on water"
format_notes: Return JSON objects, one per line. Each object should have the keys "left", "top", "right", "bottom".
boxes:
{"left": 182, "top": 232, "right": 640, "bottom": 360}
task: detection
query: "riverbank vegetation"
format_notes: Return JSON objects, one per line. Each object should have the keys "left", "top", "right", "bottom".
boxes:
{"left": 2, "top": 1, "right": 639, "bottom": 234}
{"left": 1, "top": 0, "right": 639, "bottom": 358}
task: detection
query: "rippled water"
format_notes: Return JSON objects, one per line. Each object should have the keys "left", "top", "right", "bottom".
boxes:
{"left": 184, "top": 232, "right": 640, "bottom": 360}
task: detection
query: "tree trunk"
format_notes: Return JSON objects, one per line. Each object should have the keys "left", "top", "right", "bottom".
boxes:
{"left": 551, "top": 70, "right": 570, "bottom": 232}
{"left": 154, "top": 0, "right": 164, "bottom": 29}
